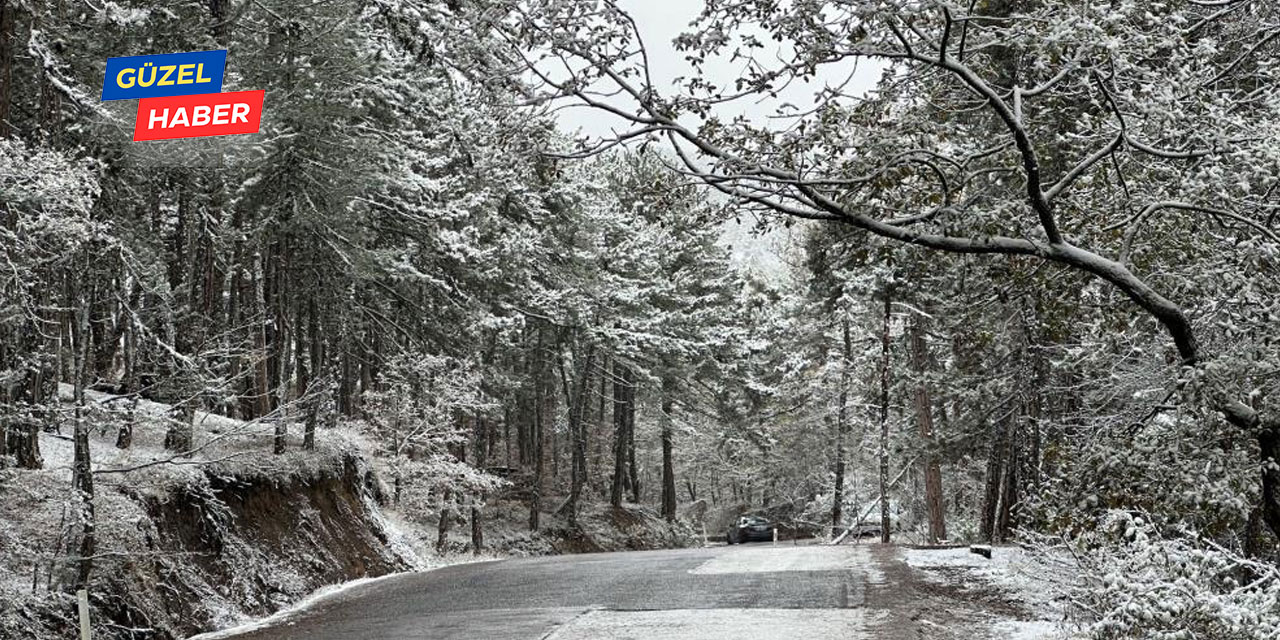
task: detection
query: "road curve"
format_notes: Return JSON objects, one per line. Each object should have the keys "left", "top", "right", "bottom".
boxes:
{"left": 201, "top": 543, "right": 1032, "bottom": 640}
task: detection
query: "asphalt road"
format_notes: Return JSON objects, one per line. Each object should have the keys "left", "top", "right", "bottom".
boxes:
{"left": 205, "top": 543, "right": 1022, "bottom": 640}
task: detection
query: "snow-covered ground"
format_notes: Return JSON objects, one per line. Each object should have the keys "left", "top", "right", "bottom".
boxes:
{"left": 904, "top": 545, "right": 1077, "bottom": 639}
{"left": 0, "top": 385, "right": 402, "bottom": 640}
{"left": 49, "top": 383, "right": 369, "bottom": 480}
{"left": 991, "top": 619, "right": 1066, "bottom": 640}
{"left": 187, "top": 572, "right": 416, "bottom": 640}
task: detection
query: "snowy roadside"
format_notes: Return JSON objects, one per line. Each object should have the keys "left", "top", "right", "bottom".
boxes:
{"left": 903, "top": 545, "right": 1078, "bottom": 639}
{"left": 51, "top": 382, "right": 375, "bottom": 474}
{"left": 3, "top": 384, "right": 414, "bottom": 640}
{"left": 7, "top": 384, "right": 699, "bottom": 640}
{"left": 187, "top": 554, "right": 504, "bottom": 640}
{"left": 185, "top": 572, "right": 417, "bottom": 640}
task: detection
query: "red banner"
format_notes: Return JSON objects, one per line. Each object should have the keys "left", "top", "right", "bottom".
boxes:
{"left": 133, "top": 90, "right": 264, "bottom": 141}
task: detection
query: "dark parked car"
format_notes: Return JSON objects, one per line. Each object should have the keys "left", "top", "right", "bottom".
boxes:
{"left": 726, "top": 515, "right": 774, "bottom": 544}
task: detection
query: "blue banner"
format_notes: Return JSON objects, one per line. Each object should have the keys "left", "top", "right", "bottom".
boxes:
{"left": 102, "top": 50, "right": 227, "bottom": 101}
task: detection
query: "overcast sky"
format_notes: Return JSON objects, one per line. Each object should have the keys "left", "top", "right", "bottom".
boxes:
{"left": 560, "top": 0, "right": 881, "bottom": 139}
{"left": 554, "top": 0, "right": 882, "bottom": 278}
{"left": 557, "top": 0, "right": 702, "bottom": 138}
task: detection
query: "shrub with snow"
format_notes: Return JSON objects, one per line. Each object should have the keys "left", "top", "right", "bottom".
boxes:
{"left": 1071, "top": 511, "right": 1280, "bottom": 639}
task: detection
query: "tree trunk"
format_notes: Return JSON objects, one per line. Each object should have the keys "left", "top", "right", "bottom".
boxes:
{"left": 165, "top": 202, "right": 196, "bottom": 455}
{"left": 33, "top": 1, "right": 59, "bottom": 139}
{"left": 297, "top": 298, "right": 315, "bottom": 451}
{"left": 503, "top": 407, "right": 511, "bottom": 468}
{"left": 1022, "top": 303, "right": 1045, "bottom": 489}
{"left": 165, "top": 184, "right": 196, "bottom": 455}
{"left": 7, "top": 419, "right": 41, "bottom": 469}
{"left": 626, "top": 371, "right": 640, "bottom": 504}
{"left": 516, "top": 325, "right": 533, "bottom": 466}
{"left": 208, "top": 0, "right": 229, "bottom": 42}
{"left": 878, "top": 293, "right": 892, "bottom": 544}
{"left": 226, "top": 199, "right": 246, "bottom": 420}
{"left": 551, "top": 405, "right": 559, "bottom": 482}
{"left": 910, "top": 317, "right": 947, "bottom": 543}
{"left": 832, "top": 315, "right": 852, "bottom": 535}
{"left": 472, "top": 417, "right": 487, "bottom": 554}
{"left": 267, "top": 239, "right": 289, "bottom": 455}
{"left": 24, "top": 285, "right": 55, "bottom": 462}
{"left": 0, "top": 0, "right": 13, "bottom": 139}
{"left": 610, "top": 360, "right": 630, "bottom": 508}
{"left": 167, "top": 174, "right": 189, "bottom": 320}
{"left": 436, "top": 488, "right": 452, "bottom": 554}
{"left": 339, "top": 348, "right": 354, "bottom": 417}
{"left": 69, "top": 277, "right": 95, "bottom": 590}
{"left": 117, "top": 396, "right": 136, "bottom": 450}
{"left": 980, "top": 414, "right": 1010, "bottom": 543}
{"left": 595, "top": 356, "right": 608, "bottom": 497}
{"left": 116, "top": 287, "right": 140, "bottom": 449}
{"left": 0, "top": 2, "right": 12, "bottom": 463}
{"left": 566, "top": 341, "right": 595, "bottom": 525}
{"left": 660, "top": 372, "right": 677, "bottom": 522}
{"left": 997, "top": 431, "right": 1019, "bottom": 542}
{"left": 7, "top": 306, "right": 42, "bottom": 470}
{"left": 165, "top": 403, "right": 195, "bottom": 452}
{"left": 1258, "top": 424, "right": 1280, "bottom": 539}
{"left": 470, "top": 499, "right": 483, "bottom": 555}
{"left": 253, "top": 258, "right": 272, "bottom": 422}
{"left": 546, "top": 346, "right": 559, "bottom": 488}
{"left": 89, "top": 293, "right": 118, "bottom": 381}
{"left": 528, "top": 326, "right": 547, "bottom": 531}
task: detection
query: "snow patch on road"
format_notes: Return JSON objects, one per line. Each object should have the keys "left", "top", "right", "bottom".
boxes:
{"left": 690, "top": 545, "right": 871, "bottom": 574}
{"left": 544, "top": 609, "right": 866, "bottom": 640}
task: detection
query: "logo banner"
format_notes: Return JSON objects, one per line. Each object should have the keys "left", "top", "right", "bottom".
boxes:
{"left": 133, "top": 90, "right": 265, "bottom": 141}
{"left": 103, "top": 50, "right": 227, "bottom": 101}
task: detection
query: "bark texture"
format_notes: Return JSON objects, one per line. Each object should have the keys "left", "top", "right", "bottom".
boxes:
{"left": 910, "top": 318, "right": 946, "bottom": 543}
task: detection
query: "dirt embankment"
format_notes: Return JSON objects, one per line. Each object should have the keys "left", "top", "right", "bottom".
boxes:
{"left": 133, "top": 456, "right": 404, "bottom": 637}
{"left": 0, "top": 453, "right": 405, "bottom": 640}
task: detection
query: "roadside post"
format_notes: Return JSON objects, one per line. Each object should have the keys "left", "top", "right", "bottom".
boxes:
{"left": 77, "top": 589, "right": 91, "bottom": 640}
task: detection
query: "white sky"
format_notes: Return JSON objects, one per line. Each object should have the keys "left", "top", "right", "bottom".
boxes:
{"left": 558, "top": 0, "right": 882, "bottom": 140}
{"left": 555, "top": 0, "right": 702, "bottom": 138}
{"left": 552, "top": 0, "right": 883, "bottom": 279}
